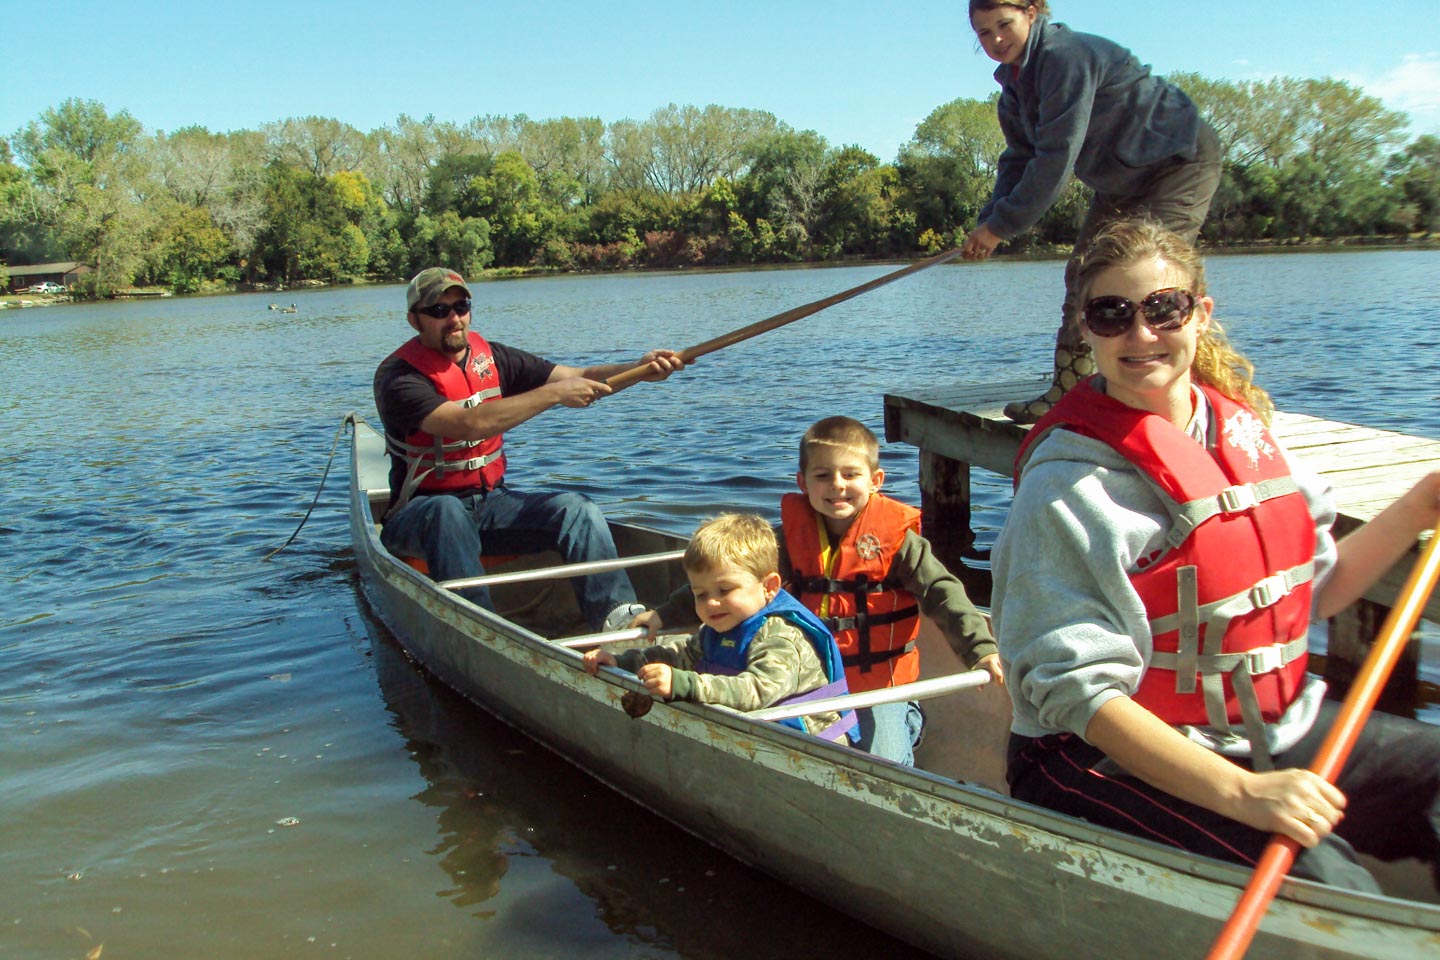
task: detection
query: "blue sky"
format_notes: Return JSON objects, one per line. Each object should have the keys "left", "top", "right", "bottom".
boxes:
{"left": 3, "top": 1, "right": 1437, "bottom": 161}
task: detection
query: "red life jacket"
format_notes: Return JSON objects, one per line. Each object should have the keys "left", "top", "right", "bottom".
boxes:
{"left": 384, "top": 332, "right": 506, "bottom": 509}
{"left": 1016, "top": 379, "right": 1314, "bottom": 747}
{"left": 781, "top": 492, "right": 922, "bottom": 693}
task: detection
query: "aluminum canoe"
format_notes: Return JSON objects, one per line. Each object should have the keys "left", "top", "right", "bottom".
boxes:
{"left": 346, "top": 414, "right": 1440, "bottom": 960}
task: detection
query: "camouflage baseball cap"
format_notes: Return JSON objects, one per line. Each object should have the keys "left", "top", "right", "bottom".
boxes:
{"left": 405, "top": 267, "right": 471, "bottom": 311}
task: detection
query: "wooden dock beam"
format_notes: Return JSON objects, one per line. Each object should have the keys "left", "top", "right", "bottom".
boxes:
{"left": 885, "top": 379, "right": 1439, "bottom": 709}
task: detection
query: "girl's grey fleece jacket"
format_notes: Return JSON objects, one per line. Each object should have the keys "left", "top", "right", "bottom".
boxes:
{"left": 991, "top": 389, "right": 1334, "bottom": 760}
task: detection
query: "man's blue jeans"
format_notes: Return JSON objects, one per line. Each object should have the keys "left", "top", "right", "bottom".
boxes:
{"left": 379, "top": 487, "right": 636, "bottom": 629}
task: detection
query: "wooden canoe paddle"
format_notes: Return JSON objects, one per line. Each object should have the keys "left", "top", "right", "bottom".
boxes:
{"left": 604, "top": 247, "right": 964, "bottom": 392}
{"left": 1204, "top": 521, "right": 1440, "bottom": 960}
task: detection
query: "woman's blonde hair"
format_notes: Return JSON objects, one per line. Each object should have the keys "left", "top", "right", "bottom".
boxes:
{"left": 1071, "top": 218, "right": 1274, "bottom": 423}
{"left": 683, "top": 513, "right": 779, "bottom": 581}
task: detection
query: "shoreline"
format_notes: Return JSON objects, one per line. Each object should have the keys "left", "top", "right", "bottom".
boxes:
{"left": 6, "top": 235, "right": 1437, "bottom": 309}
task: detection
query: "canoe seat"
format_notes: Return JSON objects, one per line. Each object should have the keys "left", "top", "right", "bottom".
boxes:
{"left": 401, "top": 555, "right": 518, "bottom": 575}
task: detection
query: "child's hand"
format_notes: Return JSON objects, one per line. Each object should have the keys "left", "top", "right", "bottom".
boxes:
{"left": 977, "top": 653, "right": 1005, "bottom": 686}
{"left": 636, "top": 662, "right": 673, "bottom": 699}
{"left": 583, "top": 649, "right": 617, "bottom": 676}
{"left": 631, "top": 609, "right": 664, "bottom": 638}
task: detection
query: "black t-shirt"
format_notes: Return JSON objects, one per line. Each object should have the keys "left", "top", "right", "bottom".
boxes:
{"left": 373, "top": 338, "right": 556, "bottom": 497}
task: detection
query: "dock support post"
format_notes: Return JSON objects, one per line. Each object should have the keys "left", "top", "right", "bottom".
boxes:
{"left": 1325, "top": 598, "right": 1422, "bottom": 717}
{"left": 918, "top": 451, "right": 991, "bottom": 606}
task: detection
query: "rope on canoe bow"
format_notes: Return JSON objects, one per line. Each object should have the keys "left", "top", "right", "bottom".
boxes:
{"left": 263, "top": 412, "right": 356, "bottom": 561}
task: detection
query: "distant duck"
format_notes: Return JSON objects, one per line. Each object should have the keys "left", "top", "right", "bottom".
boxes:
{"left": 280, "top": 305, "right": 298, "bottom": 314}
{"left": 268, "top": 303, "right": 279, "bottom": 310}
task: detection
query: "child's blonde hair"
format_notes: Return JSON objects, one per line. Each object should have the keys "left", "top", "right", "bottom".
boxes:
{"left": 683, "top": 513, "right": 779, "bottom": 581}
{"left": 1071, "top": 218, "right": 1275, "bottom": 423}
{"left": 798, "top": 416, "right": 880, "bottom": 472}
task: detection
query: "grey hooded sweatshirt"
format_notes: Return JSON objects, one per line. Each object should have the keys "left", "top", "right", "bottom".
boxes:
{"left": 991, "top": 388, "right": 1333, "bottom": 760}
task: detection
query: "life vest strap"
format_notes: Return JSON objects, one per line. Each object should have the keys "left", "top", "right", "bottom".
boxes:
{"left": 824, "top": 606, "right": 918, "bottom": 633}
{"left": 459, "top": 386, "right": 503, "bottom": 408}
{"left": 1150, "top": 634, "right": 1307, "bottom": 679}
{"left": 839, "top": 640, "right": 916, "bottom": 668}
{"left": 1175, "top": 566, "right": 1200, "bottom": 694}
{"left": 790, "top": 575, "right": 902, "bottom": 595}
{"left": 1165, "top": 477, "right": 1301, "bottom": 549}
{"left": 1148, "top": 561, "right": 1314, "bottom": 638}
{"left": 428, "top": 449, "right": 504, "bottom": 476}
{"left": 772, "top": 678, "right": 859, "bottom": 741}
{"left": 383, "top": 434, "right": 506, "bottom": 518}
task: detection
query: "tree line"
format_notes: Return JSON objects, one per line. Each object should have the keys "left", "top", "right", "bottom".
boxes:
{"left": 1, "top": 74, "right": 1436, "bottom": 298}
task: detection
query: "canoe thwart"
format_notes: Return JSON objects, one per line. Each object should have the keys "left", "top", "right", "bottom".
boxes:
{"left": 437, "top": 548, "right": 686, "bottom": 591}
{"left": 748, "top": 669, "right": 992, "bottom": 722}
{"left": 554, "top": 626, "right": 692, "bottom": 649}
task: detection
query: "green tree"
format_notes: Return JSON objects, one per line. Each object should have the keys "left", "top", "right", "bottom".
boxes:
{"left": 1391, "top": 135, "right": 1440, "bottom": 235}
{"left": 467, "top": 151, "right": 560, "bottom": 265}
{"left": 255, "top": 161, "right": 361, "bottom": 282}
{"left": 155, "top": 206, "right": 233, "bottom": 291}
{"left": 12, "top": 98, "right": 152, "bottom": 292}
{"left": 819, "top": 146, "right": 904, "bottom": 256}
{"left": 896, "top": 96, "right": 1003, "bottom": 241}
{"left": 263, "top": 116, "right": 370, "bottom": 177}
{"left": 606, "top": 104, "right": 782, "bottom": 194}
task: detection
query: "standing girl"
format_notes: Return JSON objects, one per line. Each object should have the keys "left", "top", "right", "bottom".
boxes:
{"left": 961, "top": 2, "right": 1222, "bottom": 423}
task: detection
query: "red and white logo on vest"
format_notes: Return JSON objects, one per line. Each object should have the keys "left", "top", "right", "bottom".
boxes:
{"left": 1222, "top": 409, "right": 1276, "bottom": 469}
{"left": 855, "top": 533, "right": 884, "bottom": 561}
{"left": 471, "top": 351, "right": 494, "bottom": 380}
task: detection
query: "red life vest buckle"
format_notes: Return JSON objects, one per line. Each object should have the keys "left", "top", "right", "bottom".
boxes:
{"left": 1245, "top": 643, "right": 1284, "bottom": 676}
{"left": 1219, "top": 483, "right": 1259, "bottom": 514}
{"left": 1249, "top": 574, "right": 1289, "bottom": 609}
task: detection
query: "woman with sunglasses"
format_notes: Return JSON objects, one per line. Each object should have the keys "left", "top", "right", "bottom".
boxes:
{"left": 961, "top": 1, "right": 1222, "bottom": 424}
{"left": 991, "top": 218, "right": 1440, "bottom": 891}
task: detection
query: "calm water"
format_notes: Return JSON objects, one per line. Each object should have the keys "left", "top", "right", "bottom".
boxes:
{"left": 4, "top": 249, "right": 1438, "bottom": 959}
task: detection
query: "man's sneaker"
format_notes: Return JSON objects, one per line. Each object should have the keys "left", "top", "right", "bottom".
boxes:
{"left": 602, "top": 602, "right": 648, "bottom": 633}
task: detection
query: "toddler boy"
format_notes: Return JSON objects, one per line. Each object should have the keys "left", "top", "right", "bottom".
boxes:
{"left": 584, "top": 513, "right": 855, "bottom": 742}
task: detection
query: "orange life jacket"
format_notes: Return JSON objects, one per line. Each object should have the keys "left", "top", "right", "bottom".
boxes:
{"left": 780, "top": 492, "right": 922, "bottom": 693}
{"left": 1017, "top": 380, "right": 1313, "bottom": 758}
{"left": 384, "top": 332, "right": 506, "bottom": 512}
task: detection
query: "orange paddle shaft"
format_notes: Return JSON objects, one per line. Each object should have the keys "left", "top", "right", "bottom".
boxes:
{"left": 1205, "top": 521, "right": 1440, "bottom": 960}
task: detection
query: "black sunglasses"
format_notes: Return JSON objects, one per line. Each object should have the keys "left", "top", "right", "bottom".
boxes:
{"left": 1082, "top": 288, "right": 1195, "bottom": 338}
{"left": 415, "top": 298, "right": 472, "bottom": 320}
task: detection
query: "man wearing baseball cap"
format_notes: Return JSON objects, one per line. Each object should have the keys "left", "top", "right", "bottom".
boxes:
{"left": 374, "top": 267, "right": 687, "bottom": 630}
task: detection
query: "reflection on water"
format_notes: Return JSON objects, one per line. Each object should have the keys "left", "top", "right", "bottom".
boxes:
{"left": 2, "top": 249, "right": 1438, "bottom": 958}
{"left": 363, "top": 600, "right": 931, "bottom": 959}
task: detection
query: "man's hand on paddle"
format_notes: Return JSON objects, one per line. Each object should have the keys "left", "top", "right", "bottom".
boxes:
{"left": 553, "top": 375, "right": 613, "bottom": 408}
{"left": 634, "top": 348, "right": 687, "bottom": 382}
{"left": 962, "top": 224, "right": 1003, "bottom": 261}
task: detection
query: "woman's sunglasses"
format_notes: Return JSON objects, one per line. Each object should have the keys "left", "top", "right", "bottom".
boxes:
{"left": 1082, "top": 288, "right": 1195, "bottom": 338}
{"left": 415, "top": 298, "right": 472, "bottom": 320}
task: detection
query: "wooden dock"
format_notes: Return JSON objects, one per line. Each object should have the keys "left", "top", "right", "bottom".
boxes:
{"left": 884, "top": 378, "right": 1440, "bottom": 704}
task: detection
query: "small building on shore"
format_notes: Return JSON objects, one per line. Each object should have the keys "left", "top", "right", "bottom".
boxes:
{"left": 2, "top": 262, "right": 90, "bottom": 293}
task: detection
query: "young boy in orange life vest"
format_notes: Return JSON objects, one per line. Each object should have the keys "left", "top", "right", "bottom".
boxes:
{"left": 632, "top": 416, "right": 1003, "bottom": 765}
